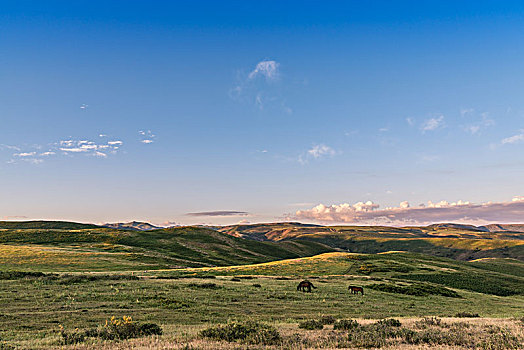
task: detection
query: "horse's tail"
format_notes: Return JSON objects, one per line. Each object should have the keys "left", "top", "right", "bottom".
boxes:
{"left": 311, "top": 283, "right": 316, "bottom": 289}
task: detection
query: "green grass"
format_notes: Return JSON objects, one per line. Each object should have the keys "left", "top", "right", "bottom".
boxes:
{"left": 0, "top": 226, "right": 332, "bottom": 271}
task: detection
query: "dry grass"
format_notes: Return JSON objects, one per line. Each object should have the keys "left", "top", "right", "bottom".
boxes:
{"left": 18, "top": 318, "right": 519, "bottom": 350}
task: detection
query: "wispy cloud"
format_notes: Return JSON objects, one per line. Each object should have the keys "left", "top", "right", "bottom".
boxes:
{"left": 231, "top": 59, "right": 290, "bottom": 112}
{"left": 248, "top": 60, "right": 279, "bottom": 81}
{"left": 293, "top": 196, "right": 524, "bottom": 225}
{"left": 501, "top": 131, "right": 524, "bottom": 145}
{"left": 139, "top": 130, "right": 155, "bottom": 144}
{"left": 421, "top": 115, "right": 445, "bottom": 132}
{"left": 307, "top": 144, "right": 335, "bottom": 158}
{"left": 462, "top": 111, "right": 494, "bottom": 135}
{"left": 14, "top": 152, "right": 36, "bottom": 157}
{"left": 186, "top": 211, "right": 249, "bottom": 217}
{"left": 5, "top": 137, "right": 123, "bottom": 164}
{"left": 299, "top": 144, "right": 336, "bottom": 164}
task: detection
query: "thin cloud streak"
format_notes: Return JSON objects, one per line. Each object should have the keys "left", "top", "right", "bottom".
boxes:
{"left": 186, "top": 211, "right": 249, "bottom": 217}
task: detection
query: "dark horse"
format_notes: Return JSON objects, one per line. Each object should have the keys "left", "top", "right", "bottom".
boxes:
{"left": 297, "top": 280, "right": 316, "bottom": 292}
{"left": 348, "top": 286, "right": 364, "bottom": 295}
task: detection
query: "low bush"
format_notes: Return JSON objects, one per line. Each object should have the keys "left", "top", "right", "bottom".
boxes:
{"left": 252, "top": 283, "right": 262, "bottom": 288}
{"left": 230, "top": 278, "right": 241, "bottom": 282}
{"left": 333, "top": 319, "right": 359, "bottom": 330}
{"left": 187, "top": 282, "right": 220, "bottom": 289}
{"left": 376, "top": 318, "right": 402, "bottom": 327}
{"left": 59, "top": 325, "right": 86, "bottom": 345}
{"left": 200, "top": 321, "right": 280, "bottom": 345}
{"left": 415, "top": 317, "right": 442, "bottom": 327}
{"left": 368, "top": 282, "right": 461, "bottom": 298}
{"left": 57, "top": 274, "right": 139, "bottom": 284}
{"left": 59, "top": 316, "right": 162, "bottom": 344}
{"left": 96, "top": 316, "right": 162, "bottom": 340}
{"left": 0, "top": 271, "right": 50, "bottom": 280}
{"left": 455, "top": 312, "right": 480, "bottom": 318}
{"left": 319, "top": 315, "right": 336, "bottom": 325}
{"left": 298, "top": 320, "right": 324, "bottom": 330}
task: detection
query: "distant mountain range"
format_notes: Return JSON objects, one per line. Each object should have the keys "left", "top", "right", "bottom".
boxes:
{"left": 102, "top": 221, "right": 162, "bottom": 231}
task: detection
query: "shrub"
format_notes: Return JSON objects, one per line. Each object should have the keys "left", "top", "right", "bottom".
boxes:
{"left": 478, "top": 328, "right": 521, "bottom": 350}
{"left": 96, "top": 316, "right": 162, "bottom": 340}
{"left": 187, "top": 282, "right": 220, "bottom": 289}
{"left": 455, "top": 312, "right": 480, "bottom": 318}
{"left": 59, "top": 325, "right": 86, "bottom": 345}
{"left": 376, "top": 318, "right": 402, "bottom": 327}
{"left": 298, "top": 320, "right": 324, "bottom": 330}
{"left": 415, "top": 317, "right": 442, "bottom": 327}
{"left": 0, "top": 271, "right": 50, "bottom": 280}
{"left": 333, "top": 319, "right": 359, "bottom": 330}
{"left": 200, "top": 321, "right": 280, "bottom": 345}
{"left": 252, "top": 283, "right": 262, "bottom": 288}
{"left": 319, "top": 315, "right": 336, "bottom": 325}
{"left": 368, "top": 283, "right": 461, "bottom": 298}
{"left": 231, "top": 278, "right": 241, "bottom": 282}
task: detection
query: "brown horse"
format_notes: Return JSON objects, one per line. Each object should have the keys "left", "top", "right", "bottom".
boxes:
{"left": 348, "top": 286, "right": 364, "bottom": 295}
{"left": 297, "top": 280, "right": 316, "bottom": 292}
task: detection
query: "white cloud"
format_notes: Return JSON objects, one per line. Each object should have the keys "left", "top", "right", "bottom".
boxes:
{"left": 139, "top": 130, "right": 155, "bottom": 144}
{"left": 14, "top": 152, "right": 36, "bottom": 157}
{"left": 107, "top": 141, "right": 123, "bottom": 146}
{"left": 421, "top": 115, "right": 444, "bottom": 132}
{"left": 307, "top": 144, "right": 335, "bottom": 159}
{"left": 248, "top": 60, "right": 279, "bottom": 81}
{"left": 463, "top": 112, "right": 494, "bottom": 135}
{"left": 501, "top": 132, "right": 524, "bottom": 145}
{"left": 294, "top": 197, "right": 524, "bottom": 225}
{"left": 40, "top": 151, "right": 55, "bottom": 156}
{"left": 406, "top": 117, "right": 414, "bottom": 126}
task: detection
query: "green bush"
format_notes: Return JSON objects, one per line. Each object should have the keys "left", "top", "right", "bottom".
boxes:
{"left": 200, "top": 321, "right": 280, "bottom": 345}
{"left": 368, "top": 282, "right": 461, "bottom": 298}
{"left": 333, "top": 319, "right": 359, "bottom": 330}
{"left": 187, "top": 282, "right": 220, "bottom": 289}
{"left": 252, "top": 283, "right": 262, "bottom": 288}
{"left": 415, "top": 317, "right": 442, "bottom": 327}
{"left": 455, "top": 312, "right": 480, "bottom": 318}
{"left": 298, "top": 320, "right": 324, "bottom": 330}
{"left": 376, "top": 318, "right": 402, "bottom": 327}
{"left": 59, "top": 325, "right": 86, "bottom": 345}
{"left": 319, "top": 315, "right": 336, "bottom": 325}
{"left": 84, "top": 316, "right": 162, "bottom": 340}
{"left": 0, "top": 271, "right": 51, "bottom": 280}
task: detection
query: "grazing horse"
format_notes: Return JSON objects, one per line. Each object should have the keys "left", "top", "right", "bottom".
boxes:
{"left": 348, "top": 286, "right": 364, "bottom": 295}
{"left": 297, "top": 280, "right": 316, "bottom": 293}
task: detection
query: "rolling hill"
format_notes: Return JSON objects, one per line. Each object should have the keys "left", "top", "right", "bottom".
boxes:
{"left": 0, "top": 223, "right": 332, "bottom": 271}
{"left": 218, "top": 222, "right": 524, "bottom": 261}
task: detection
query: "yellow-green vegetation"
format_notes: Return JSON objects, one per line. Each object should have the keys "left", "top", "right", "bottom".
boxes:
{"left": 0, "top": 226, "right": 332, "bottom": 271}
{"left": 0, "top": 221, "right": 523, "bottom": 349}
{"left": 219, "top": 222, "right": 524, "bottom": 261}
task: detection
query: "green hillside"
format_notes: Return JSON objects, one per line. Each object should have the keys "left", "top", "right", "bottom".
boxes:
{"left": 219, "top": 223, "right": 524, "bottom": 261}
{"left": 0, "top": 224, "right": 332, "bottom": 272}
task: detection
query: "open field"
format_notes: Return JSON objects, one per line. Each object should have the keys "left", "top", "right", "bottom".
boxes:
{"left": 1, "top": 251, "right": 523, "bottom": 349}
{"left": 0, "top": 222, "right": 523, "bottom": 349}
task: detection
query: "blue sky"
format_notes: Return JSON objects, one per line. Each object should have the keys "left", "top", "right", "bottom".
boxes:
{"left": 2, "top": 1, "right": 524, "bottom": 225}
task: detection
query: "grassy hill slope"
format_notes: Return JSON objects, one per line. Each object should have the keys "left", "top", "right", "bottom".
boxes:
{"left": 0, "top": 224, "right": 333, "bottom": 271}
{"left": 218, "top": 223, "right": 524, "bottom": 261}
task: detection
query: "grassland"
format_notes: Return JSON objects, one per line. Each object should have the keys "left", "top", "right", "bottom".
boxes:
{"left": 0, "top": 226, "right": 332, "bottom": 271}
{"left": 0, "top": 221, "right": 522, "bottom": 349}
